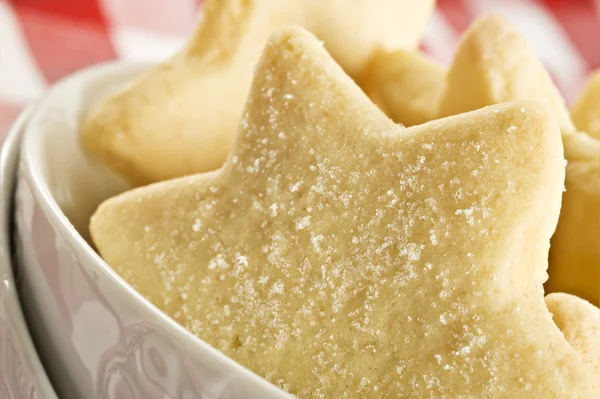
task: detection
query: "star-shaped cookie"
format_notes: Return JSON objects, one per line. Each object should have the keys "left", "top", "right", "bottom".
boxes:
{"left": 571, "top": 70, "right": 600, "bottom": 140}
{"left": 90, "top": 27, "right": 596, "bottom": 397}
{"left": 81, "top": 0, "right": 436, "bottom": 184}
{"left": 439, "top": 15, "right": 600, "bottom": 305}
{"left": 364, "top": 15, "right": 576, "bottom": 136}
{"left": 365, "top": 15, "right": 600, "bottom": 305}
{"left": 362, "top": 50, "right": 444, "bottom": 126}
{"left": 438, "top": 16, "right": 576, "bottom": 135}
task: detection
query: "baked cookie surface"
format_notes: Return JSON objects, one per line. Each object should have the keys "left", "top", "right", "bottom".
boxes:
{"left": 365, "top": 15, "right": 600, "bottom": 306}
{"left": 91, "top": 27, "right": 596, "bottom": 397}
{"left": 82, "top": 0, "right": 435, "bottom": 184}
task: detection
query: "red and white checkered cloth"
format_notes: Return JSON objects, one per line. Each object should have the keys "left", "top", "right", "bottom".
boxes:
{"left": 1, "top": 0, "right": 599, "bottom": 141}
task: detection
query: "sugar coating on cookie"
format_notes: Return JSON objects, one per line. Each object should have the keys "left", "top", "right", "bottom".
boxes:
{"left": 81, "top": 0, "right": 436, "bottom": 184}
{"left": 91, "top": 27, "right": 597, "bottom": 397}
{"left": 401, "top": 14, "right": 600, "bottom": 306}
{"left": 363, "top": 50, "right": 445, "bottom": 127}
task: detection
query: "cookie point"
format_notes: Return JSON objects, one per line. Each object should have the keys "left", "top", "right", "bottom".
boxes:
{"left": 267, "top": 25, "right": 319, "bottom": 50}
{"left": 504, "top": 101, "right": 562, "bottom": 145}
{"left": 461, "top": 13, "right": 520, "bottom": 49}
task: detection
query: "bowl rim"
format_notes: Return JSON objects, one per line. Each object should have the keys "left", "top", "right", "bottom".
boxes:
{"left": 19, "top": 60, "right": 291, "bottom": 398}
{"left": 1, "top": 106, "right": 58, "bottom": 399}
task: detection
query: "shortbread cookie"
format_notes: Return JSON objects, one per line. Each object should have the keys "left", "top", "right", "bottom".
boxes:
{"left": 444, "top": 15, "right": 600, "bottom": 305}
{"left": 438, "top": 15, "right": 576, "bottom": 136}
{"left": 546, "top": 293, "right": 600, "bottom": 379}
{"left": 91, "top": 27, "right": 597, "bottom": 397}
{"left": 363, "top": 50, "right": 444, "bottom": 126}
{"left": 82, "top": 0, "right": 435, "bottom": 184}
{"left": 411, "top": 14, "right": 600, "bottom": 305}
{"left": 363, "top": 15, "right": 577, "bottom": 135}
{"left": 571, "top": 70, "right": 600, "bottom": 140}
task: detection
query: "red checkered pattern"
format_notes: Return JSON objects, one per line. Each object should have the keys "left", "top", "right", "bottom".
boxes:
{"left": 1, "top": 0, "right": 599, "bottom": 141}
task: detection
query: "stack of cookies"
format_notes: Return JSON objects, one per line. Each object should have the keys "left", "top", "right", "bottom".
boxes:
{"left": 82, "top": 1, "right": 599, "bottom": 397}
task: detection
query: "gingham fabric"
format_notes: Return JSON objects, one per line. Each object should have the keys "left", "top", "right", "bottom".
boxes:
{"left": 1, "top": 0, "right": 599, "bottom": 141}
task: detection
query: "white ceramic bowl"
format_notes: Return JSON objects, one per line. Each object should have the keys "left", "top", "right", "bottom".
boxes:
{"left": 13, "top": 62, "right": 292, "bottom": 399}
{"left": 0, "top": 107, "right": 57, "bottom": 399}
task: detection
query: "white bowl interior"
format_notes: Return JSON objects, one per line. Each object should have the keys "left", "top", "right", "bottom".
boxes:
{"left": 23, "top": 63, "right": 138, "bottom": 244}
